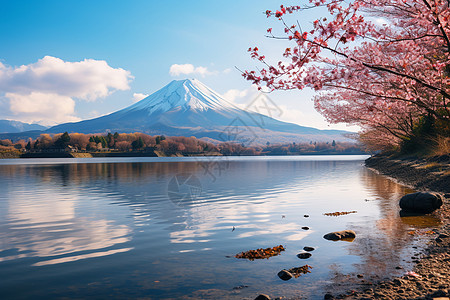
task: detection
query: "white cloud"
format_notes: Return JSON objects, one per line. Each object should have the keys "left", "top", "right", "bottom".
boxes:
{"left": 0, "top": 56, "right": 133, "bottom": 101}
{"left": 6, "top": 92, "right": 81, "bottom": 126}
{"left": 0, "top": 56, "right": 133, "bottom": 125}
{"left": 223, "top": 89, "right": 249, "bottom": 103}
{"left": 222, "top": 85, "right": 260, "bottom": 106}
{"left": 132, "top": 92, "right": 149, "bottom": 103}
{"left": 169, "top": 63, "right": 213, "bottom": 77}
{"left": 276, "top": 105, "right": 307, "bottom": 123}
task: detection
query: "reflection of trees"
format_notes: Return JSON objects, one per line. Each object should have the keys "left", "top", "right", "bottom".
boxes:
{"left": 329, "top": 168, "right": 441, "bottom": 290}
{"left": 0, "top": 159, "right": 360, "bottom": 190}
{"left": 362, "top": 167, "right": 415, "bottom": 201}
{"left": 0, "top": 162, "right": 206, "bottom": 186}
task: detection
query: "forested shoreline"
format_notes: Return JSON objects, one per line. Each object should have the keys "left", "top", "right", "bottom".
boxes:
{"left": 0, "top": 131, "right": 366, "bottom": 158}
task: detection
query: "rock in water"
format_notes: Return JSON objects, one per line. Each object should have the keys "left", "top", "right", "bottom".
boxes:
{"left": 399, "top": 192, "right": 443, "bottom": 213}
{"left": 277, "top": 269, "right": 294, "bottom": 281}
{"left": 323, "top": 230, "right": 356, "bottom": 241}
{"left": 254, "top": 294, "right": 271, "bottom": 300}
{"left": 297, "top": 252, "right": 312, "bottom": 259}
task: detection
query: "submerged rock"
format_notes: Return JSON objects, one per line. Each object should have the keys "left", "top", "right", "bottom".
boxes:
{"left": 233, "top": 285, "right": 249, "bottom": 290}
{"left": 323, "top": 230, "right": 356, "bottom": 241}
{"left": 399, "top": 192, "right": 443, "bottom": 213}
{"left": 235, "top": 245, "right": 285, "bottom": 260}
{"left": 297, "top": 252, "right": 312, "bottom": 259}
{"left": 277, "top": 265, "right": 313, "bottom": 281}
{"left": 277, "top": 269, "right": 294, "bottom": 281}
{"left": 303, "top": 246, "right": 315, "bottom": 252}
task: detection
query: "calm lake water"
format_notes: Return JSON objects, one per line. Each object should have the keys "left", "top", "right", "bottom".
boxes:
{"left": 0, "top": 156, "right": 441, "bottom": 299}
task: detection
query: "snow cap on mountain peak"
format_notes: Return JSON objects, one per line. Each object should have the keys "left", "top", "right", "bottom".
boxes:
{"left": 127, "top": 78, "right": 236, "bottom": 114}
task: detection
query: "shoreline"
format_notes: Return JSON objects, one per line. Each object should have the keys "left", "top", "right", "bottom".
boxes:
{"left": 329, "top": 154, "right": 450, "bottom": 300}
{"left": 365, "top": 154, "right": 449, "bottom": 195}
{"left": 0, "top": 151, "right": 368, "bottom": 160}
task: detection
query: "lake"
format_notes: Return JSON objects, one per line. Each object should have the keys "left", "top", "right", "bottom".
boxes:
{"left": 0, "top": 156, "right": 441, "bottom": 299}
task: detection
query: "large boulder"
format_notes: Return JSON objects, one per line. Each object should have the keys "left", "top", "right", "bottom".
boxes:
{"left": 323, "top": 230, "right": 356, "bottom": 241}
{"left": 399, "top": 192, "right": 443, "bottom": 213}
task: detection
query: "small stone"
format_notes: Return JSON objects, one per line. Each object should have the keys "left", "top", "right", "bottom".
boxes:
{"left": 396, "top": 266, "right": 403, "bottom": 269}
{"left": 254, "top": 294, "right": 271, "bottom": 300}
{"left": 324, "top": 293, "right": 334, "bottom": 299}
{"left": 302, "top": 226, "right": 310, "bottom": 230}
{"left": 438, "top": 233, "right": 449, "bottom": 239}
{"left": 233, "top": 285, "right": 249, "bottom": 290}
{"left": 304, "top": 215, "right": 309, "bottom": 218}
{"left": 303, "top": 246, "right": 315, "bottom": 252}
{"left": 297, "top": 252, "right": 312, "bottom": 259}
{"left": 277, "top": 270, "right": 293, "bottom": 281}
{"left": 357, "top": 274, "right": 363, "bottom": 278}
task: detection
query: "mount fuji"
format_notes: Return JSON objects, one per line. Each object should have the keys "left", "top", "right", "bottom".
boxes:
{"left": 47, "top": 79, "right": 352, "bottom": 144}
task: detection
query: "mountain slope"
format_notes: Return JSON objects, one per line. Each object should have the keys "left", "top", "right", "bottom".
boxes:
{"left": 0, "top": 120, "right": 47, "bottom": 133}
{"left": 47, "top": 79, "right": 353, "bottom": 144}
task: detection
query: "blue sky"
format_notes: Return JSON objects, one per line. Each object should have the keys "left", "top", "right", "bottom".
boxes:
{"left": 0, "top": 0, "right": 356, "bottom": 131}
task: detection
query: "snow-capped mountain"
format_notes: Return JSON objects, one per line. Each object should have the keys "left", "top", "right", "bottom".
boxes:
{"left": 47, "top": 79, "right": 352, "bottom": 144}
{"left": 0, "top": 120, "right": 47, "bottom": 133}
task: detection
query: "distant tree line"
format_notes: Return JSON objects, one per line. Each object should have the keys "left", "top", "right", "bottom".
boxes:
{"left": 0, "top": 132, "right": 366, "bottom": 156}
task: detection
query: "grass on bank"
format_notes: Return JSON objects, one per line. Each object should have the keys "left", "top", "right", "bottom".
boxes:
{"left": 390, "top": 114, "right": 449, "bottom": 159}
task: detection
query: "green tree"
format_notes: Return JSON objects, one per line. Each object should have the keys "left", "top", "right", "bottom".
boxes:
{"left": 54, "top": 132, "right": 71, "bottom": 149}
{"left": 107, "top": 133, "right": 113, "bottom": 146}
{"left": 99, "top": 136, "right": 107, "bottom": 148}
{"left": 131, "top": 137, "right": 144, "bottom": 150}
